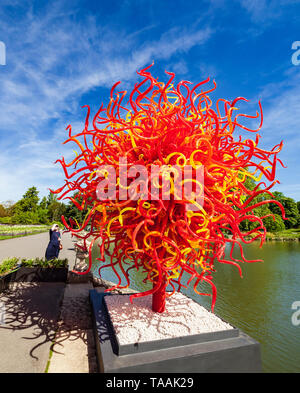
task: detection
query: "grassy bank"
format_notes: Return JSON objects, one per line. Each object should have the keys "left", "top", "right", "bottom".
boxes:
{"left": 242, "top": 228, "right": 300, "bottom": 241}
{"left": 0, "top": 231, "right": 48, "bottom": 240}
{"left": 0, "top": 225, "right": 48, "bottom": 240}
{"left": 265, "top": 228, "right": 300, "bottom": 240}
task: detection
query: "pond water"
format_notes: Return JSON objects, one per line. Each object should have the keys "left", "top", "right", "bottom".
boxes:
{"left": 90, "top": 240, "right": 300, "bottom": 373}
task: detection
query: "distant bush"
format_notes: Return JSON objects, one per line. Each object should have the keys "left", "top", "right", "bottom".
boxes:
{"left": 11, "top": 211, "right": 41, "bottom": 225}
{"left": 0, "top": 216, "right": 13, "bottom": 224}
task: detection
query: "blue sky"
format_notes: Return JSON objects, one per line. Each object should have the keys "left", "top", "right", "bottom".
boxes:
{"left": 0, "top": 0, "right": 300, "bottom": 203}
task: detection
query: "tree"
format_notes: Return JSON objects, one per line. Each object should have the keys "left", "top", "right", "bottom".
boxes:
{"left": 39, "top": 196, "right": 48, "bottom": 210}
{"left": 11, "top": 211, "right": 40, "bottom": 224}
{"left": 61, "top": 192, "right": 90, "bottom": 224}
{"left": 46, "top": 192, "right": 57, "bottom": 207}
{"left": 2, "top": 200, "right": 15, "bottom": 209}
{"left": 269, "top": 192, "right": 299, "bottom": 229}
{"left": 48, "top": 200, "right": 67, "bottom": 222}
{"left": 42, "top": 191, "right": 66, "bottom": 222}
{"left": 1, "top": 200, "right": 16, "bottom": 217}
{"left": 15, "top": 187, "right": 39, "bottom": 213}
{"left": 0, "top": 204, "right": 7, "bottom": 217}
{"left": 238, "top": 176, "right": 272, "bottom": 232}
{"left": 263, "top": 213, "right": 286, "bottom": 232}
{"left": 1, "top": 188, "right": 70, "bottom": 225}
{"left": 37, "top": 208, "right": 50, "bottom": 224}
{"left": 10, "top": 187, "right": 48, "bottom": 224}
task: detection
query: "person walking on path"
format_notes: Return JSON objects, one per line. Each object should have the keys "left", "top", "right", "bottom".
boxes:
{"left": 45, "top": 224, "right": 62, "bottom": 261}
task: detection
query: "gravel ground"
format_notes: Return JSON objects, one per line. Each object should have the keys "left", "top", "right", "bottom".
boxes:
{"left": 105, "top": 292, "right": 234, "bottom": 345}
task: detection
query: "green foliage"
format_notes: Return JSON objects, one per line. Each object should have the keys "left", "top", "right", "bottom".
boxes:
{"left": 37, "top": 207, "right": 50, "bottom": 224}
{"left": 3, "top": 201, "right": 16, "bottom": 217}
{"left": 296, "top": 201, "right": 300, "bottom": 226}
{"left": 239, "top": 176, "right": 269, "bottom": 232}
{"left": 46, "top": 192, "right": 57, "bottom": 207}
{"left": 11, "top": 211, "right": 40, "bottom": 224}
{"left": 238, "top": 176, "right": 300, "bottom": 233}
{"left": 0, "top": 225, "right": 47, "bottom": 233}
{"left": 14, "top": 186, "right": 40, "bottom": 213}
{"left": 20, "top": 258, "right": 35, "bottom": 267}
{"left": 3, "top": 187, "right": 68, "bottom": 225}
{"left": 263, "top": 213, "right": 286, "bottom": 232}
{"left": 266, "top": 228, "right": 300, "bottom": 239}
{"left": 268, "top": 192, "right": 299, "bottom": 229}
{"left": 0, "top": 216, "right": 13, "bottom": 224}
{"left": 39, "top": 196, "right": 48, "bottom": 210}
{"left": 0, "top": 204, "right": 7, "bottom": 217}
{"left": 47, "top": 200, "right": 66, "bottom": 222}
{"left": 10, "top": 186, "right": 43, "bottom": 224}
{"left": 21, "top": 257, "right": 68, "bottom": 268}
{"left": 2, "top": 183, "right": 300, "bottom": 234}
{"left": 63, "top": 192, "right": 89, "bottom": 224}
{"left": 0, "top": 257, "right": 20, "bottom": 276}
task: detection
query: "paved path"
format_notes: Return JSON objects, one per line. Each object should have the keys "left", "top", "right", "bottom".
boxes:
{"left": 0, "top": 282, "right": 65, "bottom": 373}
{"left": 0, "top": 233, "right": 102, "bottom": 373}
{"left": 0, "top": 232, "right": 77, "bottom": 269}
{"left": 48, "top": 283, "right": 100, "bottom": 373}
{"left": 0, "top": 282, "right": 100, "bottom": 373}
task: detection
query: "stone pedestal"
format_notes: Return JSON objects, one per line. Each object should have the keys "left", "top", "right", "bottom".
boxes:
{"left": 68, "top": 240, "right": 92, "bottom": 283}
{"left": 89, "top": 290, "right": 262, "bottom": 373}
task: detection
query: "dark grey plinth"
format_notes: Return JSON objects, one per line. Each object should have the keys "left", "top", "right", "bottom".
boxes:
{"left": 89, "top": 290, "right": 262, "bottom": 373}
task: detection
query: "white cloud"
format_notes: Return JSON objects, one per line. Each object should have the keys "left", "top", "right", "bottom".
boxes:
{"left": 257, "top": 69, "right": 300, "bottom": 143}
{"left": 166, "top": 60, "right": 188, "bottom": 75}
{"left": 238, "top": 0, "right": 300, "bottom": 22}
{"left": 248, "top": 67, "right": 300, "bottom": 200}
{"left": 0, "top": 2, "right": 213, "bottom": 202}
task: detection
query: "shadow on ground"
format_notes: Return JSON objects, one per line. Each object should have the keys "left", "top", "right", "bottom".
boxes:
{"left": 50, "top": 287, "right": 98, "bottom": 373}
{"left": 0, "top": 282, "right": 97, "bottom": 373}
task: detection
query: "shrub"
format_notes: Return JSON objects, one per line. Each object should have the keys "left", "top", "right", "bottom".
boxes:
{"left": 21, "top": 257, "right": 68, "bottom": 268}
{"left": 0, "top": 216, "right": 13, "bottom": 224}
{"left": 20, "top": 258, "right": 35, "bottom": 267}
{"left": 11, "top": 211, "right": 40, "bottom": 225}
{"left": 0, "top": 257, "right": 20, "bottom": 276}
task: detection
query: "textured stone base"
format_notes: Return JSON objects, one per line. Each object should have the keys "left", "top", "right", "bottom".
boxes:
{"left": 105, "top": 293, "right": 234, "bottom": 348}
{"left": 90, "top": 290, "right": 262, "bottom": 373}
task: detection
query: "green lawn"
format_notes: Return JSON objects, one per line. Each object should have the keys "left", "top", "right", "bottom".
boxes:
{"left": 0, "top": 225, "right": 48, "bottom": 240}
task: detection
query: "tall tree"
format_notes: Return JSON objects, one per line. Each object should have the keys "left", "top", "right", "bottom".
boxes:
{"left": 15, "top": 186, "right": 40, "bottom": 213}
{"left": 48, "top": 200, "right": 67, "bottom": 222}
{"left": 269, "top": 192, "right": 299, "bottom": 229}
{"left": 39, "top": 196, "right": 48, "bottom": 210}
{"left": 46, "top": 192, "right": 57, "bottom": 207}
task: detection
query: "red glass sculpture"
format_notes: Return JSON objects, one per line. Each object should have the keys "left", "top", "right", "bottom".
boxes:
{"left": 52, "top": 65, "right": 286, "bottom": 313}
